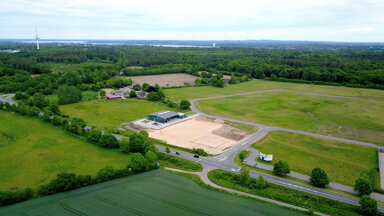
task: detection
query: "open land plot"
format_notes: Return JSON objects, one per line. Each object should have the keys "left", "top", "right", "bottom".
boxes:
{"left": 251, "top": 131, "right": 378, "bottom": 186}
{"left": 148, "top": 116, "right": 255, "bottom": 154}
{"left": 46, "top": 91, "right": 98, "bottom": 105}
{"left": 60, "top": 99, "right": 178, "bottom": 128}
{"left": 0, "top": 170, "right": 305, "bottom": 216}
{"left": 127, "top": 73, "right": 199, "bottom": 87}
{"left": 196, "top": 91, "right": 384, "bottom": 144}
{"left": 0, "top": 111, "right": 130, "bottom": 191}
{"left": 164, "top": 79, "right": 384, "bottom": 101}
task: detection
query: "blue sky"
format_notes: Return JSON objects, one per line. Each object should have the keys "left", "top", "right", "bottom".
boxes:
{"left": 1, "top": 0, "right": 383, "bottom": 42}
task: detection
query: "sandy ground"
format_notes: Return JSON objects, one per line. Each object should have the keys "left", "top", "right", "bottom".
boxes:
{"left": 127, "top": 73, "right": 199, "bottom": 87}
{"left": 148, "top": 116, "right": 248, "bottom": 154}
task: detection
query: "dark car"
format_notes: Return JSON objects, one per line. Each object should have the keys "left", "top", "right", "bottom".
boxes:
{"left": 175, "top": 152, "right": 180, "bottom": 155}
{"left": 193, "top": 155, "right": 199, "bottom": 158}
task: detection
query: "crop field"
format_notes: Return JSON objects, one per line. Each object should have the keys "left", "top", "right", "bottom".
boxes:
{"left": 128, "top": 73, "right": 199, "bottom": 87}
{"left": 60, "top": 99, "right": 178, "bottom": 128}
{"left": 0, "top": 170, "right": 305, "bottom": 216}
{"left": 196, "top": 91, "right": 384, "bottom": 144}
{"left": 0, "top": 111, "right": 130, "bottom": 190}
{"left": 252, "top": 131, "right": 378, "bottom": 186}
{"left": 164, "top": 79, "right": 384, "bottom": 101}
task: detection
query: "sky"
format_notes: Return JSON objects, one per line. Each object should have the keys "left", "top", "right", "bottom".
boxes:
{"left": 0, "top": 0, "right": 384, "bottom": 42}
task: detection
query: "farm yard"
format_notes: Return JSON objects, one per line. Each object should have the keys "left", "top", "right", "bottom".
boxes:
{"left": 0, "top": 111, "right": 131, "bottom": 190}
{"left": 0, "top": 170, "right": 305, "bottom": 216}
{"left": 164, "top": 79, "right": 384, "bottom": 101}
{"left": 251, "top": 131, "right": 379, "bottom": 186}
{"left": 127, "top": 73, "right": 199, "bottom": 87}
{"left": 195, "top": 91, "right": 384, "bottom": 144}
{"left": 60, "top": 99, "right": 179, "bottom": 128}
{"left": 148, "top": 116, "right": 256, "bottom": 154}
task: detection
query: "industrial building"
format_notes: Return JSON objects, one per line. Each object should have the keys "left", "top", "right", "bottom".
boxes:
{"left": 147, "top": 111, "right": 186, "bottom": 123}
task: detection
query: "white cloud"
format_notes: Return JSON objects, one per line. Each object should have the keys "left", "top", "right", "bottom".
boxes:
{"left": 0, "top": 0, "right": 383, "bottom": 41}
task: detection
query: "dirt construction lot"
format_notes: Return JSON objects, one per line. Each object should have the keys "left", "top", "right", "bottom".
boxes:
{"left": 127, "top": 73, "right": 199, "bottom": 87}
{"left": 148, "top": 116, "right": 251, "bottom": 154}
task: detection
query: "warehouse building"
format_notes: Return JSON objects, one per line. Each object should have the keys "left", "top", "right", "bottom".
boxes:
{"left": 147, "top": 111, "right": 186, "bottom": 123}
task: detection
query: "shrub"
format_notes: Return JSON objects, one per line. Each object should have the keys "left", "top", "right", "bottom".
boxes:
{"left": 180, "top": 100, "right": 191, "bottom": 110}
{"left": 359, "top": 196, "right": 378, "bottom": 216}
{"left": 354, "top": 177, "right": 373, "bottom": 196}
{"left": 98, "top": 134, "right": 119, "bottom": 148}
{"left": 192, "top": 148, "right": 206, "bottom": 156}
{"left": 129, "top": 133, "right": 148, "bottom": 153}
{"left": 129, "top": 90, "right": 137, "bottom": 98}
{"left": 310, "top": 168, "right": 330, "bottom": 188}
{"left": 87, "top": 129, "right": 102, "bottom": 143}
{"left": 145, "top": 150, "right": 158, "bottom": 167}
{"left": 97, "top": 166, "right": 116, "bottom": 182}
{"left": 119, "top": 138, "right": 130, "bottom": 153}
{"left": 165, "top": 147, "right": 171, "bottom": 153}
{"left": 129, "top": 153, "right": 148, "bottom": 172}
{"left": 57, "top": 85, "right": 82, "bottom": 105}
{"left": 76, "top": 175, "right": 92, "bottom": 187}
{"left": 273, "top": 160, "right": 290, "bottom": 177}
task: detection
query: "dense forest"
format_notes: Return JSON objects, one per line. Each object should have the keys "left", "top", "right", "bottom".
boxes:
{"left": 0, "top": 43, "right": 384, "bottom": 95}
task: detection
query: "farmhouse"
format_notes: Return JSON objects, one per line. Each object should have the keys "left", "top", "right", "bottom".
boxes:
{"left": 147, "top": 111, "right": 186, "bottom": 123}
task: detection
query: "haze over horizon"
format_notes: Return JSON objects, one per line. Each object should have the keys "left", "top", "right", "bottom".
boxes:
{"left": 1, "top": 0, "right": 384, "bottom": 42}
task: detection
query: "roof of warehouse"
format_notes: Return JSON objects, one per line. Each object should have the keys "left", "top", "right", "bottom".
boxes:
{"left": 149, "top": 110, "right": 180, "bottom": 119}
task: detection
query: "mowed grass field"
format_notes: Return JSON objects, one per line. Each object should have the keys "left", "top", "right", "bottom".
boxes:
{"left": 0, "top": 111, "right": 130, "bottom": 190}
{"left": 252, "top": 131, "right": 378, "bottom": 186}
{"left": 165, "top": 79, "right": 384, "bottom": 101}
{"left": 196, "top": 92, "right": 384, "bottom": 144}
{"left": 60, "top": 99, "right": 178, "bottom": 128}
{"left": 0, "top": 170, "right": 305, "bottom": 216}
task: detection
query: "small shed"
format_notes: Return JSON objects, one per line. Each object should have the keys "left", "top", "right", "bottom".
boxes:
{"left": 259, "top": 152, "right": 273, "bottom": 162}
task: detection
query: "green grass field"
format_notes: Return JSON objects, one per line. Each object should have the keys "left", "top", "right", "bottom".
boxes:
{"left": 252, "top": 131, "right": 378, "bottom": 186}
{"left": 60, "top": 99, "right": 178, "bottom": 128}
{"left": 165, "top": 79, "right": 384, "bottom": 100}
{"left": 0, "top": 111, "right": 130, "bottom": 190}
{"left": 46, "top": 91, "right": 99, "bottom": 105}
{"left": 0, "top": 170, "right": 305, "bottom": 216}
{"left": 196, "top": 91, "right": 384, "bottom": 144}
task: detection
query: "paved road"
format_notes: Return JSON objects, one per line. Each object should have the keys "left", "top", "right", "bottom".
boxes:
{"left": 185, "top": 90, "right": 384, "bottom": 211}
{"left": 0, "top": 94, "right": 17, "bottom": 106}
{"left": 190, "top": 90, "right": 382, "bottom": 149}
{"left": 157, "top": 146, "right": 384, "bottom": 212}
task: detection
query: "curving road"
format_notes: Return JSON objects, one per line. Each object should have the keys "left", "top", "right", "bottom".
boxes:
{"left": 174, "top": 89, "right": 384, "bottom": 212}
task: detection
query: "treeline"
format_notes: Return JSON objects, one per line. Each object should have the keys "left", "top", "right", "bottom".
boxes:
{"left": 1, "top": 45, "right": 384, "bottom": 90}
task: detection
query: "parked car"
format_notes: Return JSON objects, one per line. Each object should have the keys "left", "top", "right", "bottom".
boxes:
{"left": 193, "top": 155, "right": 199, "bottom": 158}
{"left": 175, "top": 152, "right": 180, "bottom": 155}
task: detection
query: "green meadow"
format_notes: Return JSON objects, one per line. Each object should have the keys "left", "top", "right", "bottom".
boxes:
{"left": 165, "top": 79, "right": 384, "bottom": 101}
{"left": 252, "top": 131, "right": 378, "bottom": 186}
{"left": 196, "top": 91, "right": 384, "bottom": 144}
{"left": 0, "top": 111, "right": 130, "bottom": 190}
{"left": 60, "top": 99, "right": 178, "bottom": 128}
